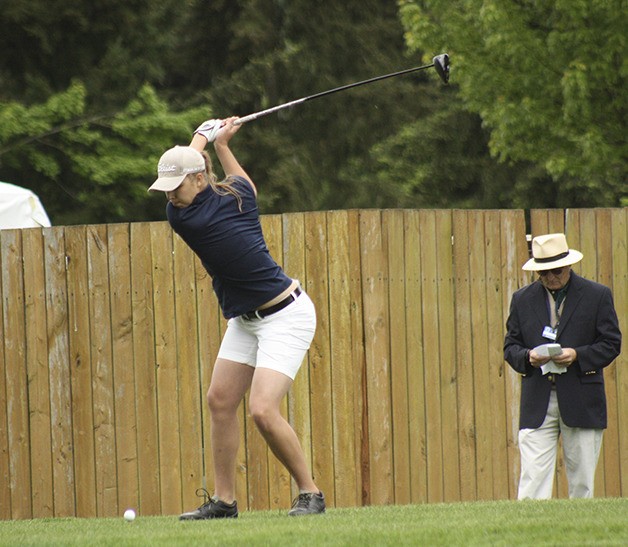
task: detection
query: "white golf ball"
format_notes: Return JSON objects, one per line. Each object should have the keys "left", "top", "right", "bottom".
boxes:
{"left": 124, "top": 509, "right": 136, "bottom": 522}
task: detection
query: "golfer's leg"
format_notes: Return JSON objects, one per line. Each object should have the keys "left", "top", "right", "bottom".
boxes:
{"left": 517, "top": 392, "right": 560, "bottom": 499}
{"left": 248, "top": 367, "right": 318, "bottom": 493}
{"left": 207, "top": 358, "right": 254, "bottom": 502}
{"left": 561, "top": 424, "right": 603, "bottom": 498}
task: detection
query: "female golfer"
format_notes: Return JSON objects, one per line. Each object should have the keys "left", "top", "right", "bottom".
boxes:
{"left": 149, "top": 117, "right": 325, "bottom": 518}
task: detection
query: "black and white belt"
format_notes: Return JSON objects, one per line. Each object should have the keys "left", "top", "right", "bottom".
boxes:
{"left": 241, "top": 286, "right": 302, "bottom": 320}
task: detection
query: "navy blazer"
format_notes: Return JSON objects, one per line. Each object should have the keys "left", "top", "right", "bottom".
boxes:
{"left": 504, "top": 272, "right": 621, "bottom": 429}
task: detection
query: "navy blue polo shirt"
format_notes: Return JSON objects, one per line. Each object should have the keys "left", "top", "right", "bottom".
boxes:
{"left": 166, "top": 176, "right": 292, "bottom": 318}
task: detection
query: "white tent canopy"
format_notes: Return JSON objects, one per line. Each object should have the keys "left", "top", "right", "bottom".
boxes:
{"left": 0, "top": 181, "right": 51, "bottom": 229}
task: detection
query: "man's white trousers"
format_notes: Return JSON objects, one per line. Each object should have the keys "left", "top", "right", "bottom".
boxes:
{"left": 517, "top": 389, "right": 603, "bottom": 499}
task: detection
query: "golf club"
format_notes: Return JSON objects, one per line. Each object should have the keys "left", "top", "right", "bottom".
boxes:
{"left": 233, "top": 54, "right": 449, "bottom": 126}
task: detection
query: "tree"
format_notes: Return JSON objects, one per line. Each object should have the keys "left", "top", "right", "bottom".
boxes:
{"left": 338, "top": 87, "right": 554, "bottom": 209}
{"left": 2, "top": 0, "right": 579, "bottom": 225}
{"left": 0, "top": 83, "right": 206, "bottom": 224}
{"left": 173, "top": 0, "right": 552, "bottom": 213}
{"left": 398, "top": 0, "right": 627, "bottom": 206}
{"left": 0, "top": 0, "right": 202, "bottom": 224}
{"left": 177, "top": 0, "right": 444, "bottom": 213}
{"left": 0, "top": 0, "right": 181, "bottom": 107}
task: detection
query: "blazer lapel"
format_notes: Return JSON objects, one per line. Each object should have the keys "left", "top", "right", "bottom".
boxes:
{"left": 556, "top": 273, "right": 584, "bottom": 338}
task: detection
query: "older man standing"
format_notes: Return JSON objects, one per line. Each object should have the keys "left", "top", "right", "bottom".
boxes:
{"left": 504, "top": 233, "right": 621, "bottom": 499}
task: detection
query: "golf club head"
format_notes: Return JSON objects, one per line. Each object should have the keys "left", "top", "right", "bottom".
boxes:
{"left": 433, "top": 54, "right": 450, "bottom": 84}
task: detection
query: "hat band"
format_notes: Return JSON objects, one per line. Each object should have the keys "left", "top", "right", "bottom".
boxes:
{"left": 534, "top": 251, "right": 569, "bottom": 263}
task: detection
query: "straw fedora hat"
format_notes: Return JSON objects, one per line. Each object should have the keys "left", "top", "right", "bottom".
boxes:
{"left": 522, "top": 233, "right": 583, "bottom": 271}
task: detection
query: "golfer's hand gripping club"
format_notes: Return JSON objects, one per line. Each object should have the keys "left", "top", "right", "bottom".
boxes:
{"left": 195, "top": 119, "right": 225, "bottom": 142}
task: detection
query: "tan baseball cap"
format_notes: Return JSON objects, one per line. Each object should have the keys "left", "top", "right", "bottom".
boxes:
{"left": 149, "top": 146, "right": 205, "bottom": 192}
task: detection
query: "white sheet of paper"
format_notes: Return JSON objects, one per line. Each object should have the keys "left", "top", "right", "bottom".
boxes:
{"left": 533, "top": 343, "right": 566, "bottom": 375}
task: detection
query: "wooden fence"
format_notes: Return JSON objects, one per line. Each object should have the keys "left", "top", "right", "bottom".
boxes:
{"left": 0, "top": 208, "right": 626, "bottom": 519}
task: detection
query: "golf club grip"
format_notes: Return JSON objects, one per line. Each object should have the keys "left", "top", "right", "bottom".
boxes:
{"left": 234, "top": 98, "right": 308, "bottom": 125}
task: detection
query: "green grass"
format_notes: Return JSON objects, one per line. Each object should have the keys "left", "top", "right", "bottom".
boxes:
{"left": 1, "top": 498, "right": 627, "bottom": 546}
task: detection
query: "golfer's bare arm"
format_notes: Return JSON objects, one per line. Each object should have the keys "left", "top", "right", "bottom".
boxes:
{"left": 190, "top": 132, "right": 209, "bottom": 154}
{"left": 214, "top": 142, "right": 256, "bottom": 193}
{"left": 189, "top": 119, "right": 257, "bottom": 195}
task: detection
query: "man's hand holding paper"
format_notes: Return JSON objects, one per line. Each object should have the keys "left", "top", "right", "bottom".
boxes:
{"left": 531, "top": 343, "right": 567, "bottom": 374}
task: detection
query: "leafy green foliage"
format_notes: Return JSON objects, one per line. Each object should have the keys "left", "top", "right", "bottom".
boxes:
{"left": 1, "top": 0, "right": 624, "bottom": 225}
{"left": 399, "top": 0, "right": 627, "bottom": 206}
{"left": 199, "top": 0, "right": 438, "bottom": 213}
{"left": 0, "top": 0, "right": 180, "bottom": 106}
{"left": 0, "top": 0, "right": 199, "bottom": 224}
{"left": 340, "top": 87, "right": 555, "bottom": 209}
{"left": 0, "top": 83, "right": 206, "bottom": 224}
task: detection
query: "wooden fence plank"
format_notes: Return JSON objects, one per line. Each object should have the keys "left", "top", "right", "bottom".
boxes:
{"left": 594, "top": 210, "right": 619, "bottom": 497}
{"left": 347, "top": 210, "right": 367, "bottom": 506}
{"left": 327, "top": 210, "right": 361, "bottom": 507}
{"left": 22, "top": 229, "right": 53, "bottom": 517}
{"left": 529, "top": 210, "right": 547, "bottom": 236}
{"left": 529, "top": 209, "right": 565, "bottom": 238}
{"left": 484, "top": 211, "right": 509, "bottom": 499}
{"left": 468, "top": 212, "right": 492, "bottom": 500}
{"left": 419, "top": 210, "right": 444, "bottom": 503}
{"left": 499, "top": 210, "right": 528, "bottom": 499}
{"left": 44, "top": 227, "right": 75, "bottom": 516}
{"left": 0, "top": 234, "right": 11, "bottom": 519}
{"left": 1, "top": 230, "right": 31, "bottom": 518}
{"left": 150, "top": 222, "right": 183, "bottom": 515}
{"left": 610, "top": 208, "right": 627, "bottom": 494}
{"left": 64, "top": 226, "right": 97, "bottom": 518}
{"left": 87, "top": 225, "right": 117, "bottom": 516}
{"left": 435, "top": 210, "right": 460, "bottom": 502}
{"left": 305, "top": 212, "right": 335, "bottom": 502}
{"left": 452, "top": 210, "right": 477, "bottom": 501}
{"left": 283, "top": 212, "right": 310, "bottom": 502}
{"left": 193, "top": 252, "right": 220, "bottom": 503}
{"left": 243, "top": 216, "right": 273, "bottom": 511}
{"left": 262, "top": 214, "right": 292, "bottom": 510}
{"left": 383, "top": 210, "right": 410, "bottom": 505}
{"left": 108, "top": 224, "right": 139, "bottom": 513}
{"left": 172, "top": 234, "right": 205, "bottom": 510}
{"left": 573, "top": 209, "right": 598, "bottom": 280}
{"left": 130, "top": 223, "right": 160, "bottom": 515}
{"left": 403, "top": 210, "right": 427, "bottom": 503}
{"left": 360, "top": 210, "right": 393, "bottom": 504}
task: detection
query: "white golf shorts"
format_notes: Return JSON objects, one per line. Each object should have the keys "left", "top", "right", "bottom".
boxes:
{"left": 217, "top": 290, "right": 316, "bottom": 379}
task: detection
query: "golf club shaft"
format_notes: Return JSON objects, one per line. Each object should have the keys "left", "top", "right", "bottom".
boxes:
{"left": 233, "top": 61, "right": 437, "bottom": 126}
